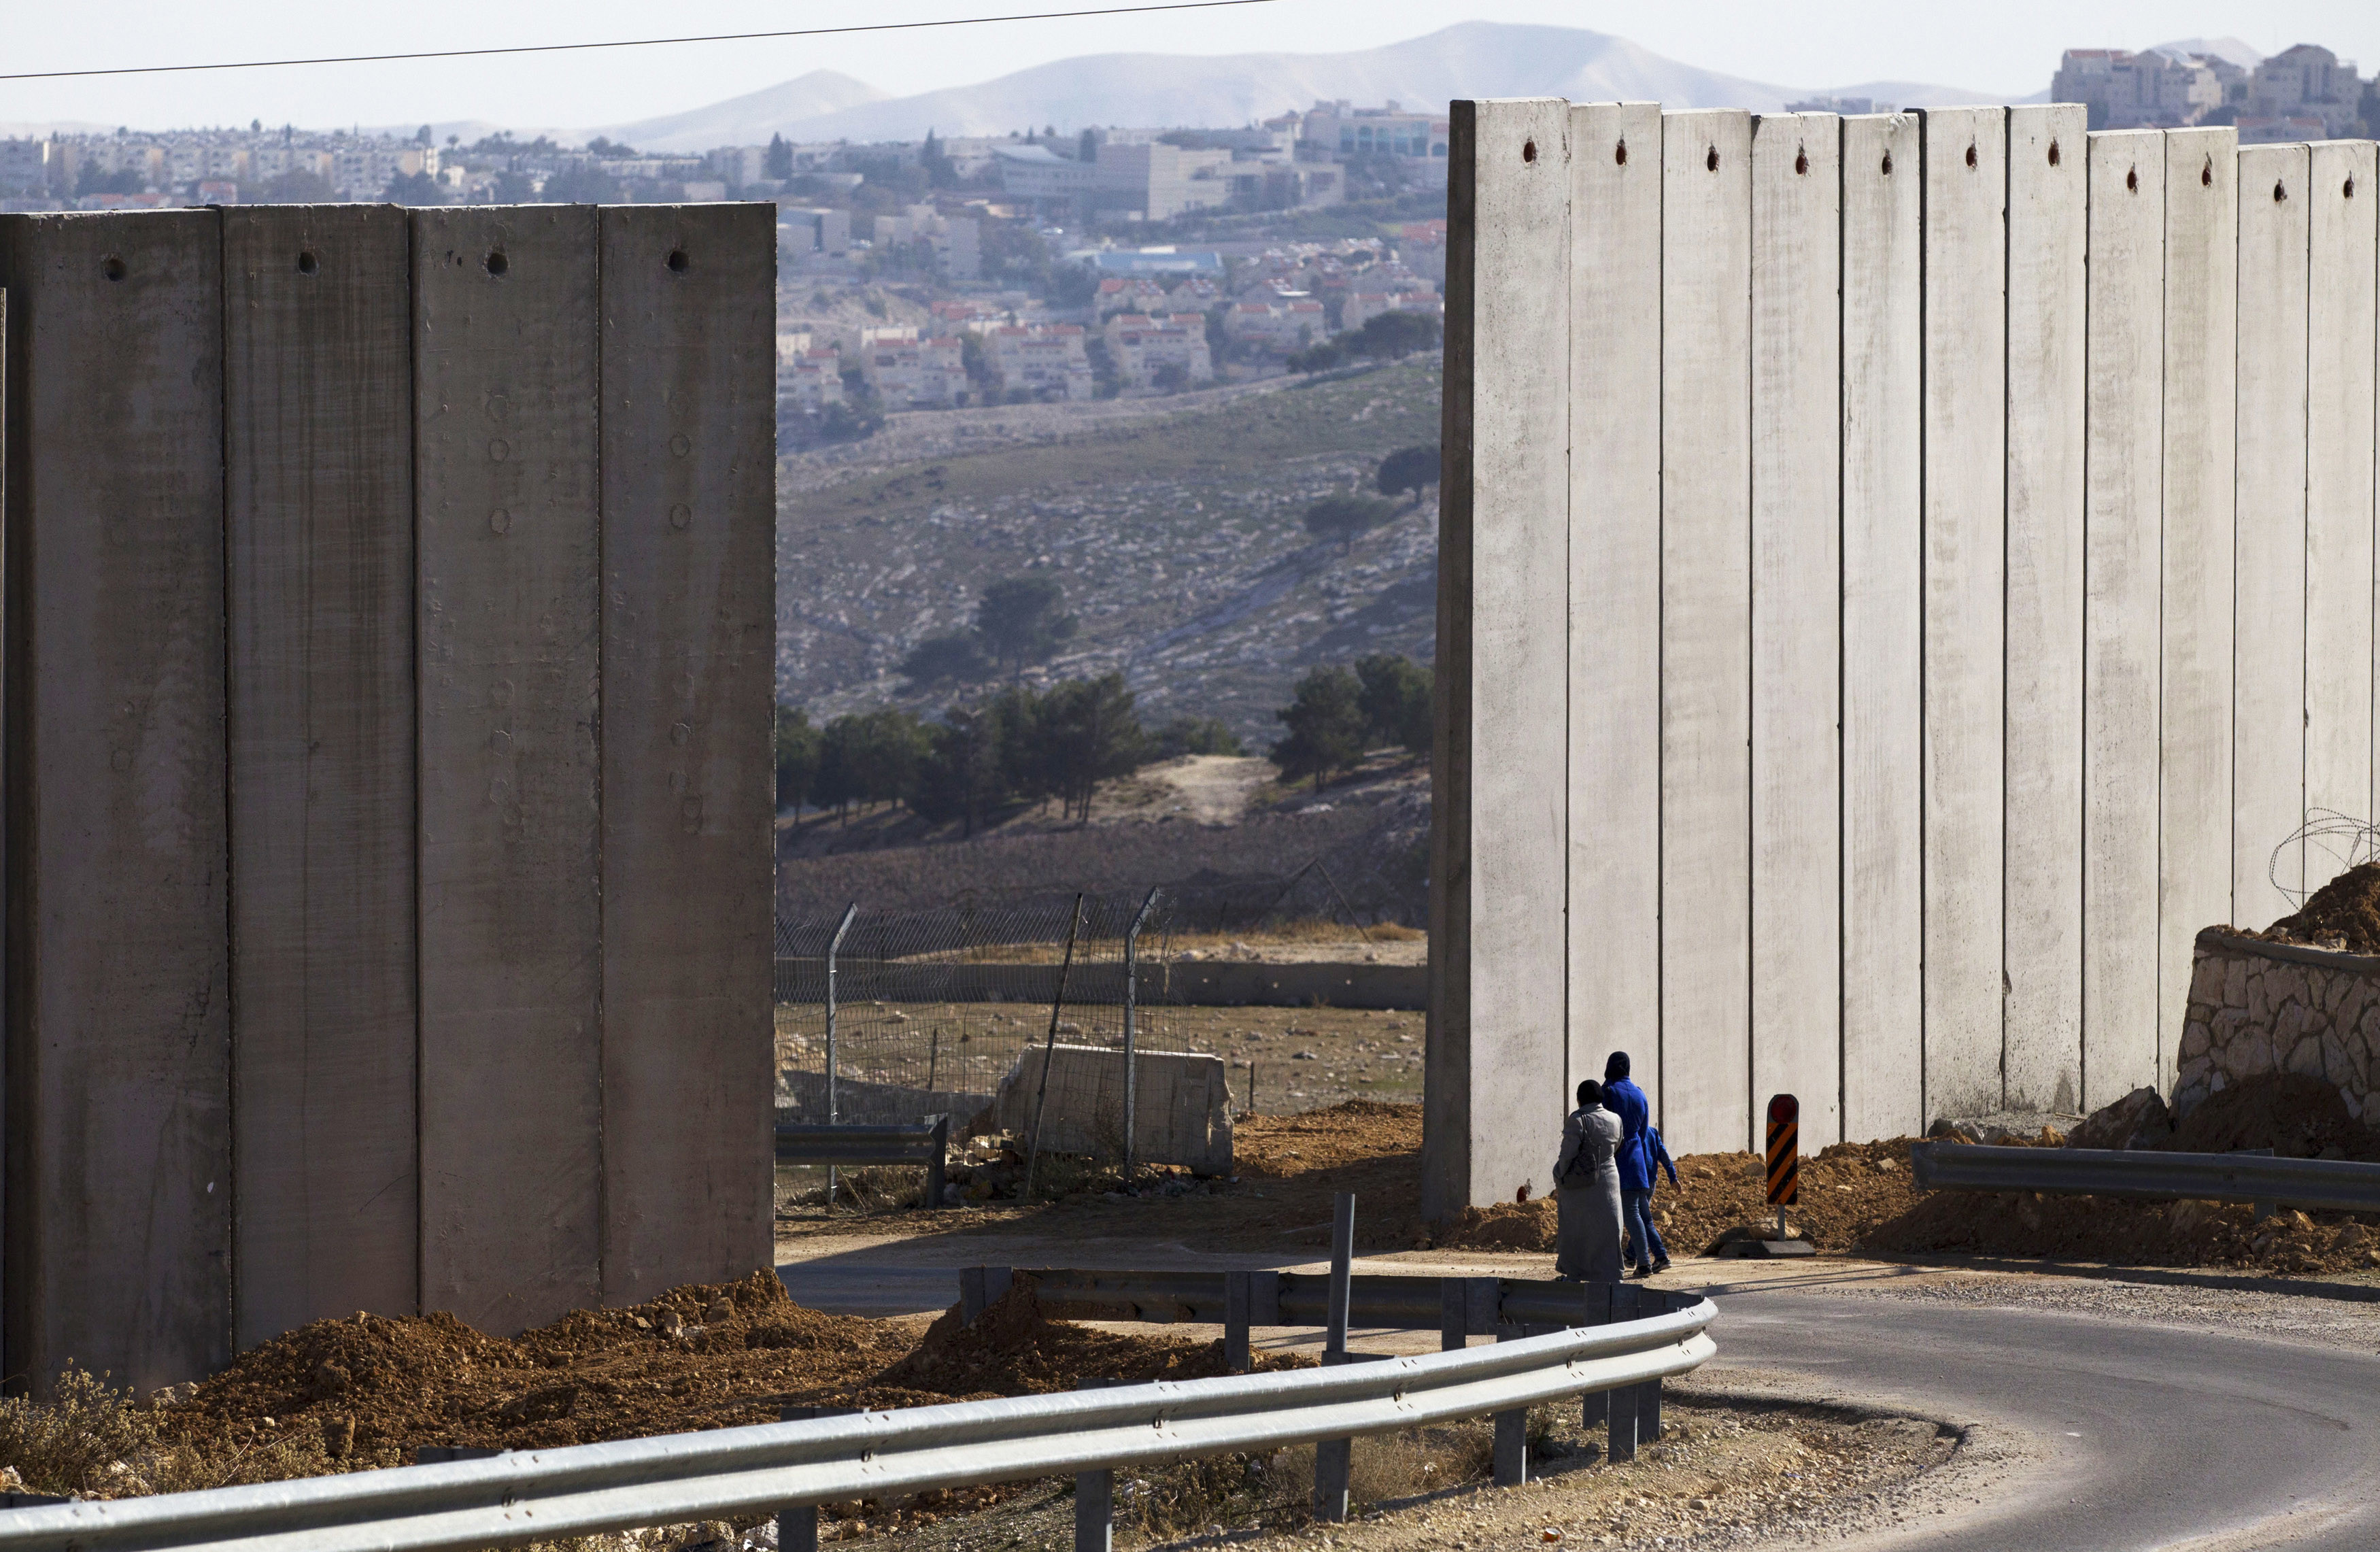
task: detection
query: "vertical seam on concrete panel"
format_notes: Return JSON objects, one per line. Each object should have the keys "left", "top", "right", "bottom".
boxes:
{"left": 1657, "top": 109, "right": 1668, "bottom": 1134}
{"left": 1835, "top": 118, "right": 1848, "bottom": 1138}
{"left": 2078, "top": 132, "right": 2092, "bottom": 1107}
{"left": 216, "top": 209, "right": 239, "bottom": 1355}
{"left": 1916, "top": 109, "right": 1931, "bottom": 1122}
{"left": 1561, "top": 126, "right": 1572, "bottom": 1119}
{"left": 1744, "top": 115, "right": 1755, "bottom": 1154}
{"left": 592, "top": 207, "right": 608, "bottom": 1302}
{"left": 405, "top": 213, "right": 424, "bottom": 1317}
{"left": 1999, "top": 108, "right": 2013, "bottom": 1109}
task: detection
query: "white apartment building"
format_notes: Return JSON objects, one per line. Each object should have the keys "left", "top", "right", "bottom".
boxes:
{"left": 2051, "top": 48, "right": 2232, "bottom": 129}
{"left": 874, "top": 204, "right": 981, "bottom": 281}
{"left": 780, "top": 345, "right": 847, "bottom": 413}
{"left": 861, "top": 335, "right": 966, "bottom": 408}
{"left": 1091, "top": 141, "right": 1232, "bottom": 222}
{"left": 985, "top": 324, "right": 1093, "bottom": 401}
{"left": 0, "top": 139, "right": 53, "bottom": 197}
{"left": 1340, "top": 289, "right": 1443, "bottom": 333}
{"left": 780, "top": 207, "right": 853, "bottom": 258}
{"left": 2245, "top": 44, "right": 2365, "bottom": 138}
{"left": 1103, "top": 314, "right": 1213, "bottom": 389}
{"left": 1223, "top": 298, "right": 1327, "bottom": 354}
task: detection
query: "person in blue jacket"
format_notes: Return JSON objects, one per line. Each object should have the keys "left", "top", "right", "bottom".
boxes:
{"left": 1603, "top": 1051, "right": 1677, "bottom": 1276}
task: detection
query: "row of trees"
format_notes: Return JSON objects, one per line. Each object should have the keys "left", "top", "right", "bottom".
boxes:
{"left": 776, "top": 649, "right": 1435, "bottom": 828}
{"left": 777, "top": 677, "right": 1243, "bottom": 832}
{"left": 1285, "top": 311, "right": 1444, "bottom": 374}
{"left": 1271, "top": 654, "right": 1433, "bottom": 790}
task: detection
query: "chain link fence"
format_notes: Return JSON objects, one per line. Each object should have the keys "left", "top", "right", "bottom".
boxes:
{"left": 774, "top": 867, "right": 1401, "bottom": 1200}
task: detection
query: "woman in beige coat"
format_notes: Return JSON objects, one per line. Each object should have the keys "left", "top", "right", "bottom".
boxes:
{"left": 1552, "top": 1079, "right": 1625, "bottom": 1283}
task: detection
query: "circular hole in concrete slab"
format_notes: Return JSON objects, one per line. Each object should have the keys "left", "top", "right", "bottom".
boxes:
{"left": 1522, "top": 139, "right": 1536, "bottom": 163}
{"left": 1705, "top": 146, "right": 1719, "bottom": 172}
{"left": 666, "top": 248, "right": 690, "bottom": 273}
{"left": 101, "top": 256, "right": 126, "bottom": 282}
{"left": 297, "top": 250, "right": 320, "bottom": 276}
{"left": 1614, "top": 139, "right": 1627, "bottom": 166}
{"left": 2127, "top": 167, "right": 2139, "bottom": 193}
{"left": 485, "top": 250, "right": 509, "bottom": 277}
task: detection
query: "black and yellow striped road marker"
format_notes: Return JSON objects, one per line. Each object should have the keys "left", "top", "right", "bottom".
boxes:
{"left": 1765, "top": 1094, "right": 1799, "bottom": 1239}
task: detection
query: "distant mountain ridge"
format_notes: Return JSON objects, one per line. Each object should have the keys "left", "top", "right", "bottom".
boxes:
{"left": 598, "top": 22, "right": 2020, "bottom": 152}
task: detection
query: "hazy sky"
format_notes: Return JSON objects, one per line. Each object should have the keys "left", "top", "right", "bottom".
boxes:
{"left": 4, "top": 0, "right": 2377, "bottom": 134}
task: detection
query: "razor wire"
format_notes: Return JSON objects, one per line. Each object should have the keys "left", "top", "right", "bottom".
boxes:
{"left": 2268, "top": 809, "right": 2380, "bottom": 910}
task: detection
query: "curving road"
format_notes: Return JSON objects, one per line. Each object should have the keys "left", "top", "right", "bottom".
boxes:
{"left": 778, "top": 1245, "right": 2380, "bottom": 1549}
{"left": 1709, "top": 1283, "right": 2380, "bottom": 1550}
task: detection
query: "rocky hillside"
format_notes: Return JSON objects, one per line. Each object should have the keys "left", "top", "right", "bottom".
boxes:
{"left": 775, "top": 358, "right": 1441, "bottom": 749}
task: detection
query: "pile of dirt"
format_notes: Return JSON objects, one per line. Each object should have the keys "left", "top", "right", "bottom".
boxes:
{"left": 1862, "top": 1189, "right": 2380, "bottom": 1273}
{"left": 1861, "top": 1075, "right": 2380, "bottom": 1274}
{"left": 2251, "top": 860, "right": 2380, "bottom": 952}
{"left": 2157, "top": 1072, "right": 2380, "bottom": 1161}
{"left": 877, "top": 1277, "right": 1309, "bottom": 1397}
{"left": 1435, "top": 1138, "right": 1928, "bottom": 1257}
{"left": 157, "top": 1268, "right": 1255, "bottom": 1469}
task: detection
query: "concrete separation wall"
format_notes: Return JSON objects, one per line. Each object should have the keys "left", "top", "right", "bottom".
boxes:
{"left": 773, "top": 957, "right": 1423, "bottom": 1010}
{"left": 1437, "top": 103, "right": 2380, "bottom": 1211}
{"left": 2179, "top": 930, "right": 2378, "bottom": 1120}
{"left": 0, "top": 203, "right": 775, "bottom": 1390}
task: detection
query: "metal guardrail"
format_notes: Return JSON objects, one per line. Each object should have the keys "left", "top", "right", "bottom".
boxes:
{"left": 0, "top": 1297, "right": 1718, "bottom": 1552}
{"left": 774, "top": 1115, "right": 947, "bottom": 1209}
{"left": 1910, "top": 1141, "right": 2380, "bottom": 1214}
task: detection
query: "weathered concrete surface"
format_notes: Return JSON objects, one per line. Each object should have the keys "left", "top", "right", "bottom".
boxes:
{"left": 1427, "top": 99, "right": 1572, "bottom": 1220}
{"left": 1565, "top": 101, "right": 1662, "bottom": 1124}
{"left": 1748, "top": 111, "right": 1841, "bottom": 1149}
{"left": 2000, "top": 104, "right": 2086, "bottom": 1116}
{"left": 0, "top": 212, "right": 232, "bottom": 1392}
{"left": 990, "top": 1045, "right": 1233, "bottom": 1177}
{"left": 1918, "top": 107, "right": 2009, "bottom": 1123}
{"left": 1837, "top": 112, "right": 1924, "bottom": 1144}
{"left": 2230, "top": 144, "right": 2310, "bottom": 928}
{"left": 2179, "top": 930, "right": 2377, "bottom": 1120}
{"left": 2157, "top": 129, "right": 2239, "bottom": 1093}
{"left": 598, "top": 205, "right": 777, "bottom": 1304}
{"left": 413, "top": 207, "right": 605, "bottom": 1334}
{"left": 224, "top": 204, "right": 420, "bottom": 1348}
{"left": 2081, "top": 131, "right": 2166, "bottom": 1108}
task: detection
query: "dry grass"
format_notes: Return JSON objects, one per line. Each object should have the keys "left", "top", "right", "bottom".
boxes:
{"left": 0, "top": 1366, "right": 350, "bottom": 1500}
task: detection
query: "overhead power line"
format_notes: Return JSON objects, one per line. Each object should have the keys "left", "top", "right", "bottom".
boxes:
{"left": 0, "top": 0, "right": 1282, "bottom": 82}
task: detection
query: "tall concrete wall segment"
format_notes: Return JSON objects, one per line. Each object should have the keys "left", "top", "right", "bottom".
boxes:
{"left": 414, "top": 205, "right": 608, "bottom": 1336}
{"left": 1434, "top": 107, "right": 2380, "bottom": 1206}
{"left": 0, "top": 203, "right": 775, "bottom": 1387}
{"left": 224, "top": 204, "right": 421, "bottom": 1353}
{"left": 597, "top": 205, "right": 776, "bottom": 1304}
{"left": 1427, "top": 99, "right": 1571, "bottom": 1222}
{"left": 1, "top": 212, "right": 233, "bottom": 1394}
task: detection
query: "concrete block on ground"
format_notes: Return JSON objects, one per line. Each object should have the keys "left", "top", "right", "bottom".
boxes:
{"left": 990, "top": 1045, "right": 1233, "bottom": 1176}
{"left": 0, "top": 210, "right": 233, "bottom": 1392}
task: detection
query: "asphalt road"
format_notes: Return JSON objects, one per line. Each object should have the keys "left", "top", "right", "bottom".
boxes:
{"left": 777, "top": 1247, "right": 2380, "bottom": 1549}
{"left": 1710, "top": 1283, "right": 2380, "bottom": 1550}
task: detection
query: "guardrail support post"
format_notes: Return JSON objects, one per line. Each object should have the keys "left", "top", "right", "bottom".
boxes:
{"left": 1225, "top": 1268, "right": 1253, "bottom": 1372}
{"left": 1492, "top": 1327, "right": 1529, "bottom": 1487}
{"left": 1439, "top": 1277, "right": 1467, "bottom": 1351}
{"left": 1074, "top": 1466, "right": 1113, "bottom": 1551}
{"left": 1605, "top": 1283, "right": 1639, "bottom": 1462}
{"left": 777, "top": 1405, "right": 847, "bottom": 1552}
{"left": 1314, "top": 1437, "right": 1351, "bottom": 1523}
{"left": 1578, "top": 1283, "right": 1609, "bottom": 1432}
{"left": 959, "top": 1265, "right": 1012, "bottom": 1325}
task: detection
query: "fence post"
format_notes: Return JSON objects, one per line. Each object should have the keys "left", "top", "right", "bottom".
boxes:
{"left": 1493, "top": 1325, "right": 1529, "bottom": 1487}
{"left": 1605, "top": 1283, "right": 1639, "bottom": 1462}
{"left": 1225, "top": 1268, "right": 1253, "bottom": 1372}
{"left": 823, "top": 902, "right": 858, "bottom": 1209}
{"left": 925, "top": 1114, "right": 949, "bottom": 1210}
{"left": 1025, "top": 894, "right": 1087, "bottom": 1200}
{"left": 1121, "top": 887, "right": 1161, "bottom": 1186}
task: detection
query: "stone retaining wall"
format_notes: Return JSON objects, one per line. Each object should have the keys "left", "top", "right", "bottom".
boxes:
{"left": 2179, "top": 929, "right": 2380, "bottom": 1120}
